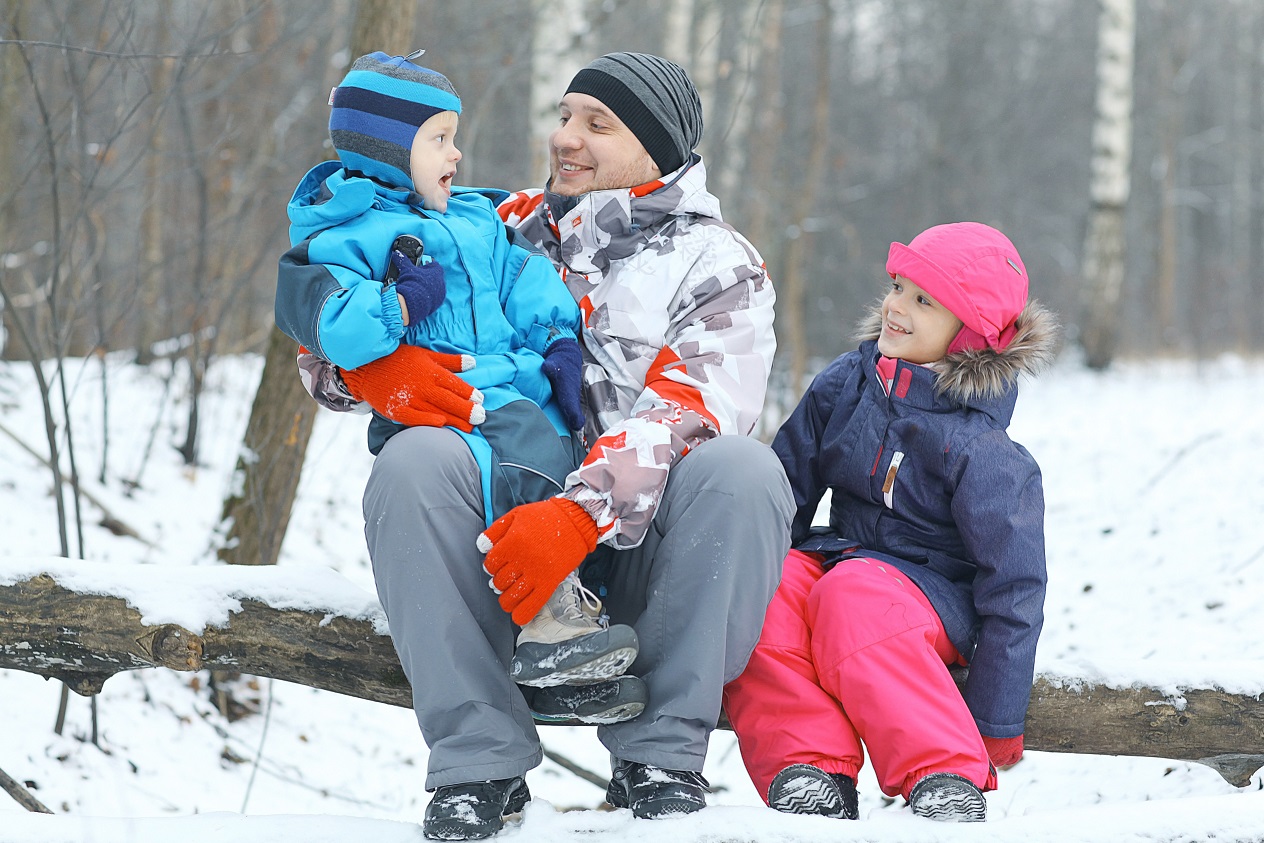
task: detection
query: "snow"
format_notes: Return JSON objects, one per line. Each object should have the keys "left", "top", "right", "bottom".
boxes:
{"left": 0, "top": 556, "right": 389, "bottom": 634}
{"left": 2, "top": 351, "right": 1264, "bottom": 841}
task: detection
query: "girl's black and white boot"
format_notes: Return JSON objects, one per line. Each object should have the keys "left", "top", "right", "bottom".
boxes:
{"left": 767, "top": 764, "right": 858, "bottom": 820}
{"left": 908, "top": 773, "right": 987, "bottom": 822}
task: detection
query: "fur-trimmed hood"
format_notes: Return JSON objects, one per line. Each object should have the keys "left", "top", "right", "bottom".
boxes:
{"left": 855, "top": 299, "right": 1060, "bottom": 404}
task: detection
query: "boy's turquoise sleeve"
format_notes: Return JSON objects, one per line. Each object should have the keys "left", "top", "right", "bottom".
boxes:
{"left": 493, "top": 225, "right": 581, "bottom": 355}
{"left": 275, "top": 229, "right": 405, "bottom": 370}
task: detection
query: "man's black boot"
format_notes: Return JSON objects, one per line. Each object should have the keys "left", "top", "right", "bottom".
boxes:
{"left": 422, "top": 776, "right": 529, "bottom": 840}
{"left": 605, "top": 757, "right": 708, "bottom": 818}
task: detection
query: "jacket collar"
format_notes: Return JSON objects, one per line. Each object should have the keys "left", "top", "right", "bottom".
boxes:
{"left": 539, "top": 156, "right": 721, "bottom": 275}
{"left": 287, "top": 162, "right": 424, "bottom": 242}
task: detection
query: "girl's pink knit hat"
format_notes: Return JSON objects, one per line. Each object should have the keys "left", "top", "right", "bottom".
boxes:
{"left": 885, "top": 222, "right": 1028, "bottom": 354}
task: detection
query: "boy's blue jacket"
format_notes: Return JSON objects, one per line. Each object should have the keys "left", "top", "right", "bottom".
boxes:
{"left": 275, "top": 162, "right": 582, "bottom": 517}
{"left": 772, "top": 304, "right": 1058, "bottom": 738}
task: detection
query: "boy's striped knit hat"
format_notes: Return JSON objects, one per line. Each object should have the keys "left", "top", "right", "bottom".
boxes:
{"left": 329, "top": 51, "right": 461, "bottom": 189}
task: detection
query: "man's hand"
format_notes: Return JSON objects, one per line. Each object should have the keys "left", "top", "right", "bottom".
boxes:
{"left": 540, "top": 337, "right": 585, "bottom": 431}
{"left": 340, "top": 345, "right": 485, "bottom": 432}
{"left": 477, "top": 498, "right": 598, "bottom": 625}
{"left": 982, "top": 734, "right": 1023, "bottom": 768}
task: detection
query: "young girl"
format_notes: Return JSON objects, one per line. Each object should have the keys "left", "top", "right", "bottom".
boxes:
{"left": 724, "top": 222, "right": 1057, "bottom": 822}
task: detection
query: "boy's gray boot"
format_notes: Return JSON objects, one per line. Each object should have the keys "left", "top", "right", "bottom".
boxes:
{"left": 510, "top": 572, "right": 638, "bottom": 687}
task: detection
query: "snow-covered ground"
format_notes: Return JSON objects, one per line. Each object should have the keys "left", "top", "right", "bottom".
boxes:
{"left": 1, "top": 351, "right": 1263, "bottom": 841}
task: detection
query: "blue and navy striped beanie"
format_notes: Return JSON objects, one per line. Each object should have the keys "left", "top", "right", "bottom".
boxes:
{"left": 329, "top": 51, "right": 461, "bottom": 189}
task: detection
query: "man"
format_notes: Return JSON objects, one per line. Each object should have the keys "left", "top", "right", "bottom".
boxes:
{"left": 279, "top": 52, "right": 792, "bottom": 841}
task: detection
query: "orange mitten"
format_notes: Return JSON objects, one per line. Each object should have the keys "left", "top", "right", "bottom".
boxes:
{"left": 982, "top": 734, "right": 1024, "bottom": 768}
{"left": 477, "top": 498, "right": 599, "bottom": 625}
{"left": 340, "top": 345, "right": 484, "bottom": 432}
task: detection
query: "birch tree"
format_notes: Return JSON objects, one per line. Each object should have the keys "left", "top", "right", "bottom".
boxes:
{"left": 661, "top": 0, "right": 694, "bottom": 67}
{"left": 1231, "top": 0, "right": 1255, "bottom": 349}
{"left": 714, "top": 1, "right": 764, "bottom": 205}
{"left": 687, "top": 0, "right": 721, "bottom": 165}
{"left": 1080, "top": 0, "right": 1136, "bottom": 369}
{"left": 529, "top": 0, "right": 591, "bottom": 182}
{"left": 780, "top": 0, "right": 832, "bottom": 399}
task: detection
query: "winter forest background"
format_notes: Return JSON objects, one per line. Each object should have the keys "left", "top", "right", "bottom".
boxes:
{"left": 7, "top": 0, "right": 1264, "bottom": 381}
{"left": 4, "top": 0, "right": 1264, "bottom": 837}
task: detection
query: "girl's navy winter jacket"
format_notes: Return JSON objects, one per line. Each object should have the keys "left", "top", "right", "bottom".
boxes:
{"left": 772, "top": 304, "right": 1058, "bottom": 739}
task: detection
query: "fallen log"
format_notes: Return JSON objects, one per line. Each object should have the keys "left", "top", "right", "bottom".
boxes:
{"left": 1, "top": 557, "right": 1261, "bottom": 786}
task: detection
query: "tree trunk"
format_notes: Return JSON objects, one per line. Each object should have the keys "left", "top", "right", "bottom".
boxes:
{"left": 778, "top": 0, "right": 830, "bottom": 399}
{"left": 1231, "top": 1, "right": 1253, "bottom": 351}
{"left": 2, "top": 560, "right": 1262, "bottom": 787}
{"left": 350, "top": 0, "right": 417, "bottom": 58}
{"left": 0, "top": 2, "right": 24, "bottom": 360}
{"left": 215, "top": 0, "right": 415, "bottom": 570}
{"left": 135, "top": 44, "right": 170, "bottom": 367}
{"left": 688, "top": 0, "right": 721, "bottom": 164}
{"left": 660, "top": 0, "right": 694, "bottom": 67}
{"left": 215, "top": 327, "right": 318, "bottom": 567}
{"left": 741, "top": 0, "right": 784, "bottom": 249}
{"left": 714, "top": 2, "right": 763, "bottom": 205}
{"left": 1079, "top": 0, "right": 1136, "bottom": 370}
{"left": 529, "top": 0, "right": 590, "bottom": 183}
{"left": 1252, "top": 6, "right": 1264, "bottom": 349}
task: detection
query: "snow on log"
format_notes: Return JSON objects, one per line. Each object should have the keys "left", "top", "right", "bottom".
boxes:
{"left": 1, "top": 557, "right": 1261, "bottom": 785}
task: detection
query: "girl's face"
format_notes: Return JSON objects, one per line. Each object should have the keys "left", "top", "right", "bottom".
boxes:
{"left": 877, "top": 275, "right": 964, "bottom": 364}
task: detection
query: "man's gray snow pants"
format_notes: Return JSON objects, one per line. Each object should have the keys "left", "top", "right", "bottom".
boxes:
{"left": 362, "top": 426, "right": 793, "bottom": 790}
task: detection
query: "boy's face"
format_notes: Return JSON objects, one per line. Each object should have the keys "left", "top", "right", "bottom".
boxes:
{"left": 548, "top": 93, "right": 661, "bottom": 196}
{"left": 410, "top": 111, "right": 461, "bottom": 212}
{"left": 877, "top": 275, "right": 964, "bottom": 364}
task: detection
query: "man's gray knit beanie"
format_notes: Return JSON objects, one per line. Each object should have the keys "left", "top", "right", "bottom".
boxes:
{"left": 565, "top": 52, "right": 703, "bottom": 176}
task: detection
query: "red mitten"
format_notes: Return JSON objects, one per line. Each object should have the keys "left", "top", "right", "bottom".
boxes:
{"left": 340, "top": 345, "right": 484, "bottom": 432}
{"left": 477, "top": 498, "right": 599, "bottom": 625}
{"left": 982, "top": 734, "right": 1024, "bottom": 768}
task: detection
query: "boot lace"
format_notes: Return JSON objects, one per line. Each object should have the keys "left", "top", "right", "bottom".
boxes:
{"left": 559, "top": 571, "right": 606, "bottom": 626}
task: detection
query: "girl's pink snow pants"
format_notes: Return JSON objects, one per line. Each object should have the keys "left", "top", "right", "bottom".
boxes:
{"left": 723, "top": 549, "right": 996, "bottom": 800}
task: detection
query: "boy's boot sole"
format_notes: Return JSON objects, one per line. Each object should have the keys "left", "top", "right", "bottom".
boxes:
{"left": 511, "top": 623, "right": 638, "bottom": 687}
{"left": 529, "top": 675, "right": 648, "bottom": 724}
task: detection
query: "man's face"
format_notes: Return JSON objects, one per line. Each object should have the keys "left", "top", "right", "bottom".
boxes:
{"left": 877, "top": 275, "right": 964, "bottom": 364}
{"left": 548, "top": 93, "right": 661, "bottom": 196}
{"left": 410, "top": 111, "right": 461, "bottom": 212}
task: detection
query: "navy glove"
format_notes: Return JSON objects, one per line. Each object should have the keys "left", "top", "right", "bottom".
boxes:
{"left": 388, "top": 242, "right": 445, "bottom": 326}
{"left": 541, "top": 337, "right": 585, "bottom": 431}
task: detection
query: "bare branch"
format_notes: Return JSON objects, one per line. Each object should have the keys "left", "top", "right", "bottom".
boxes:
{"left": 0, "top": 766, "right": 52, "bottom": 814}
{"left": 0, "top": 37, "right": 232, "bottom": 60}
